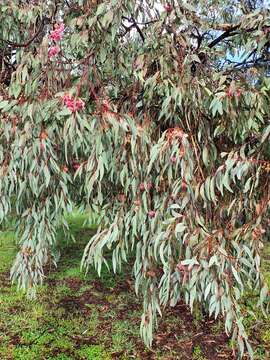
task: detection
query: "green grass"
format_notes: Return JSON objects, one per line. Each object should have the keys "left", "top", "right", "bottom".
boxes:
{"left": 239, "top": 243, "right": 270, "bottom": 359}
{"left": 192, "top": 345, "right": 207, "bottom": 360}
{"left": 0, "top": 213, "right": 139, "bottom": 360}
{"left": 0, "top": 213, "right": 269, "bottom": 359}
{"left": 78, "top": 345, "right": 111, "bottom": 360}
{"left": 0, "top": 230, "right": 17, "bottom": 270}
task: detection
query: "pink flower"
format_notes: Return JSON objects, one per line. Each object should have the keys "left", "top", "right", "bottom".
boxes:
{"left": 147, "top": 182, "right": 153, "bottom": 190}
{"left": 73, "top": 163, "right": 80, "bottom": 170}
{"left": 236, "top": 89, "right": 242, "bottom": 98}
{"left": 56, "top": 23, "right": 64, "bottom": 33}
{"left": 50, "top": 23, "right": 65, "bottom": 42}
{"left": 50, "top": 32, "right": 61, "bottom": 42}
{"left": 63, "top": 94, "right": 72, "bottom": 103}
{"left": 226, "top": 88, "right": 233, "bottom": 97}
{"left": 148, "top": 211, "right": 156, "bottom": 218}
{"left": 75, "top": 99, "right": 85, "bottom": 110}
{"left": 67, "top": 103, "right": 76, "bottom": 112}
{"left": 62, "top": 94, "right": 85, "bottom": 113}
{"left": 164, "top": 4, "right": 173, "bottom": 12}
{"left": 139, "top": 183, "right": 145, "bottom": 191}
{"left": 48, "top": 46, "right": 60, "bottom": 59}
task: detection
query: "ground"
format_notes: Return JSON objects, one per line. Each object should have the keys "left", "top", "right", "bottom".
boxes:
{"left": 0, "top": 212, "right": 269, "bottom": 360}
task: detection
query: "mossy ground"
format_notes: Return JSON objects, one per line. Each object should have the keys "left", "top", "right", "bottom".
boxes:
{"left": 0, "top": 213, "right": 269, "bottom": 359}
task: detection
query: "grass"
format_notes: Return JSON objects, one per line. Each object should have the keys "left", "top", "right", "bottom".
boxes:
{"left": 192, "top": 345, "right": 207, "bottom": 360}
{"left": 0, "top": 213, "right": 269, "bottom": 359}
{"left": 239, "top": 243, "right": 270, "bottom": 359}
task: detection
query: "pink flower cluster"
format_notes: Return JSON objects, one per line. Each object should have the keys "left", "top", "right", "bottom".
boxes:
{"left": 48, "top": 46, "right": 60, "bottom": 59}
{"left": 50, "top": 23, "right": 65, "bottom": 42}
{"left": 226, "top": 88, "right": 243, "bottom": 98}
{"left": 48, "top": 23, "right": 64, "bottom": 60}
{"left": 164, "top": 3, "right": 173, "bottom": 12}
{"left": 63, "top": 94, "right": 85, "bottom": 113}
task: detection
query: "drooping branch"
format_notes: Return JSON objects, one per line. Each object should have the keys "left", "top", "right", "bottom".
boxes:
{"left": 122, "top": 16, "right": 145, "bottom": 42}
{"left": 0, "top": 18, "right": 47, "bottom": 48}
{"left": 208, "top": 25, "right": 240, "bottom": 48}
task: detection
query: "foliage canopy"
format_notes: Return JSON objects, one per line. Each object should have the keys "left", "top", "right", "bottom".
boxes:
{"left": 0, "top": 0, "right": 270, "bottom": 357}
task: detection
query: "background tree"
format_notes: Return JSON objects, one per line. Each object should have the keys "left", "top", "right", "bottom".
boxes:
{"left": 0, "top": 0, "right": 269, "bottom": 357}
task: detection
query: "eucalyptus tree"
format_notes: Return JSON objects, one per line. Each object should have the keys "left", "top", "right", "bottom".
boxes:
{"left": 0, "top": 0, "right": 269, "bottom": 357}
